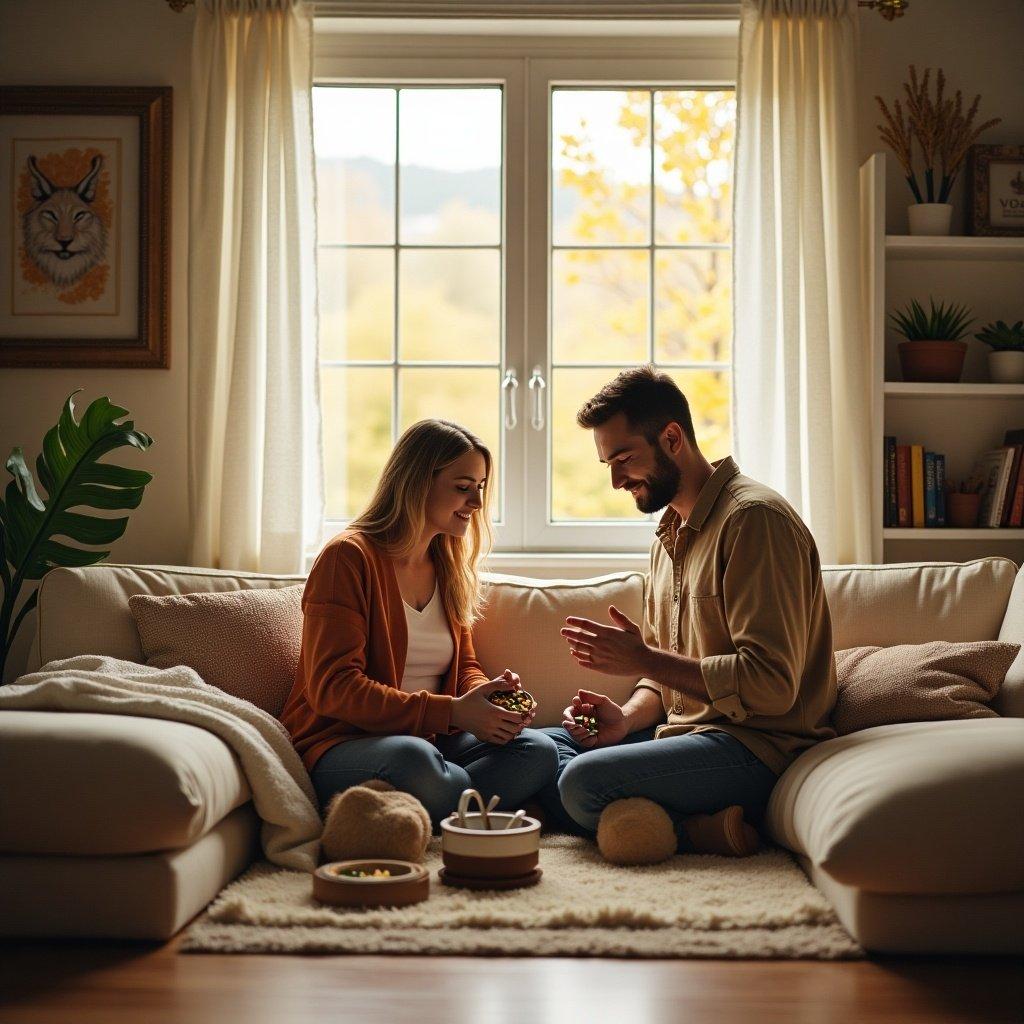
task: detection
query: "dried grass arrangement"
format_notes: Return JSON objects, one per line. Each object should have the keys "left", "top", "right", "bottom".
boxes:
{"left": 876, "top": 65, "right": 1001, "bottom": 204}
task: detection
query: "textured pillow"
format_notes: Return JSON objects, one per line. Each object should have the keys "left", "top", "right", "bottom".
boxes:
{"left": 128, "top": 585, "right": 304, "bottom": 718}
{"left": 832, "top": 640, "right": 1020, "bottom": 736}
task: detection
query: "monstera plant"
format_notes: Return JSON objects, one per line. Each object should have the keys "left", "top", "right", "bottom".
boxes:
{"left": 0, "top": 391, "right": 153, "bottom": 681}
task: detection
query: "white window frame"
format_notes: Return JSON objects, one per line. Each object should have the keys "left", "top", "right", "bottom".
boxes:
{"left": 314, "top": 24, "right": 737, "bottom": 556}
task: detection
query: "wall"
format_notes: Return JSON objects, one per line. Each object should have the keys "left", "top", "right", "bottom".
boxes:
{"left": 1, "top": 0, "right": 1022, "bottom": 679}
{"left": 0, "top": 0, "right": 195, "bottom": 679}
{"left": 856, "top": 0, "right": 1024, "bottom": 233}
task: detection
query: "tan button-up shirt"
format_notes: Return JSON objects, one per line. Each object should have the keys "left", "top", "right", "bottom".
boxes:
{"left": 637, "top": 456, "right": 837, "bottom": 775}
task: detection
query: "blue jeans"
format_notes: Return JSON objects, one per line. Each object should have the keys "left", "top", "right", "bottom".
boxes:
{"left": 537, "top": 726, "right": 778, "bottom": 851}
{"left": 309, "top": 729, "right": 559, "bottom": 826}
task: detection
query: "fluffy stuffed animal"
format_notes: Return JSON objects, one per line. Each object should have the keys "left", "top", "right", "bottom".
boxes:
{"left": 320, "top": 780, "right": 431, "bottom": 863}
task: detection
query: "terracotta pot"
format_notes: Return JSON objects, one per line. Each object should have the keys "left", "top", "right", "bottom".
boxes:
{"left": 946, "top": 492, "right": 982, "bottom": 529}
{"left": 908, "top": 202, "right": 953, "bottom": 236}
{"left": 898, "top": 340, "right": 968, "bottom": 383}
{"left": 988, "top": 350, "right": 1024, "bottom": 384}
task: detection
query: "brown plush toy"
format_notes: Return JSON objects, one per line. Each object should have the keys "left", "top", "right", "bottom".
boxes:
{"left": 320, "top": 779, "right": 432, "bottom": 864}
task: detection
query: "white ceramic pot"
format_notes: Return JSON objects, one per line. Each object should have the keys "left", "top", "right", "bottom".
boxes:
{"left": 988, "top": 350, "right": 1024, "bottom": 384}
{"left": 441, "top": 811, "right": 541, "bottom": 879}
{"left": 907, "top": 203, "right": 953, "bottom": 236}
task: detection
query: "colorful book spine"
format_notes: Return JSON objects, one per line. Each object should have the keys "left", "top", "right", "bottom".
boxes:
{"left": 896, "top": 445, "right": 911, "bottom": 527}
{"left": 1002, "top": 444, "right": 1024, "bottom": 527}
{"left": 884, "top": 436, "right": 898, "bottom": 527}
{"left": 924, "top": 451, "right": 938, "bottom": 527}
{"left": 910, "top": 444, "right": 925, "bottom": 528}
{"left": 935, "top": 454, "right": 947, "bottom": 527}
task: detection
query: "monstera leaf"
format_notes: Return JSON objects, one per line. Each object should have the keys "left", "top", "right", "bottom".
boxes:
{"left": 0, "top": 391, "right": 153, "bottom": 680}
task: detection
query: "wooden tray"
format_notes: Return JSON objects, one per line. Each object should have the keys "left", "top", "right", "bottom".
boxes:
{"left": 314, "top": 860, "right": 429, "bottom": 907}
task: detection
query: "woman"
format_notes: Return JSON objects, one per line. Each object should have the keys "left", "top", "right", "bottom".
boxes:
{"left": 281, "top": 419, "right": 558, "bottom": 824}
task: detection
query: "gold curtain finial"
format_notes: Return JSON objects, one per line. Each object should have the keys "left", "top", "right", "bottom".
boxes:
{"left": 858, "top": 0, "right": 908, "bottom": 20}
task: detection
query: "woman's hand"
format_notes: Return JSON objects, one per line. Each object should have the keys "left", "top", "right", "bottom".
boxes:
{"left": 451, "top": 671, "right": 526, "bottom": 745}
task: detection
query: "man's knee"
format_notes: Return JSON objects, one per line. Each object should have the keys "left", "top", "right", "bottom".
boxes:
{"left": 557, "top": 750, "right": 609, "bottom": 819}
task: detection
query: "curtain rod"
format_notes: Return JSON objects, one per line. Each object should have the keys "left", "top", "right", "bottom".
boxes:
{"left": 167, "top": 0, "right": 908, "bottom": 18}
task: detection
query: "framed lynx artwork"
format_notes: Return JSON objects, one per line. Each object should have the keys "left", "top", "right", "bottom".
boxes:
{"left": 0, "top": 86, "right": 171, "bottom": 367}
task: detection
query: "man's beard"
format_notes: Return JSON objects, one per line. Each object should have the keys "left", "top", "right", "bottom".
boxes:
{"left": 631, "top": 446, "right": 681, "bottom": 514}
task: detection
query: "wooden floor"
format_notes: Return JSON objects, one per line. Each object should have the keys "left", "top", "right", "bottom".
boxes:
{"left": 1, "top": 936, "right": 1021, "bottom": 1024}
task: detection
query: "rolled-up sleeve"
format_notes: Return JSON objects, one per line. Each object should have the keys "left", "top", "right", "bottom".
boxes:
{"left": 699, "top": 506, "right": 813, "bottom": 723}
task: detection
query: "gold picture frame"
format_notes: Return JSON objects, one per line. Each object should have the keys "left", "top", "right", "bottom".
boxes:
{"left": 0, "top": 86, "right": 171, "bottom": 367}
{"left": 967, "top": 143, "right": 1024, "bottom": 238}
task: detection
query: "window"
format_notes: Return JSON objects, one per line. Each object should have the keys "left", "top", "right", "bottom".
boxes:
{"left": 313, "top": 41, "right": 736, "bottom": 552}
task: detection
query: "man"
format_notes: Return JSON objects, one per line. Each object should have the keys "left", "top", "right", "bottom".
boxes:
{"left": 539, "top": 366, "right": 837, "bottom": 865}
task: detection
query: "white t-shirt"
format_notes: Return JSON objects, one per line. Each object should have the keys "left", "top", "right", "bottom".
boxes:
{"left": 401, "top": 586, "right": 454, "bottom": 695}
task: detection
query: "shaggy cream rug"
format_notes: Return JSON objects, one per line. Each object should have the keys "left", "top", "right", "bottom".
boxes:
{"left": 180, "top": 835, "right": 862, "bottom": 959}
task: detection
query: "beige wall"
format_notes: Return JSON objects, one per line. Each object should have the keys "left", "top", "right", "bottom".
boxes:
{"left": 2, "top": 0, "right": 1022, "bottom": 679}
{"left": 0, "top": 0, "right": 194, "bottom": 679}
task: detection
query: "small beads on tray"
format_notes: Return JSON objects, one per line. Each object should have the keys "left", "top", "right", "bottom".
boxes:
{"left": 489, "top": 689, "right": 537, "bottom": 714}
{"left": 573, "top": 714, "right": 599, "bottom": 736}
{"left": 339, "top": 868, "right": 391, "bottom": 878}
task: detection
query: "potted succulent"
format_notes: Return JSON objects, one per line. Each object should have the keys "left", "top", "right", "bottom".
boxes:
{"left": 890, "top": 298, "right": 974, "bottom": 383}
{"left": 975, "top": 320, "right": 1024, "bottom": 384}
{"left": 876, "top": 65, "right": 1001, "bottom": 235}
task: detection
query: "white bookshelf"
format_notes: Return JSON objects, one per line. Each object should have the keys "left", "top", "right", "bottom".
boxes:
{"left": 861, "top": 153, "right": 1024, "bottom": 564}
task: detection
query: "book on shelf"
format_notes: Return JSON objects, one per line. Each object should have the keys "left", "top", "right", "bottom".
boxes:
{"left": 935, "top": 454, "right": 946, "bottom": 526}
{"left": 910, "top": 444, "right": 925, "bottom": 528}
{"left": 895, "top": 444, "right": 911, "bottom": 526}
{"left": 1004, "top": 429, "right": 1024, "bottom": 528}
{"left": 884, "top": 436, "right": 898, "bottom": 527}
{"left": 972, "top": 447, "right": 1016, "bottom": 527}
{"left": 924, "top": 451, "right": 938, "bottom": 527}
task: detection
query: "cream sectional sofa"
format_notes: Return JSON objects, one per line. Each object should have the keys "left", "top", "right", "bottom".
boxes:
{"left": 1, "top": 557, "right": 1023, "bottom": 953}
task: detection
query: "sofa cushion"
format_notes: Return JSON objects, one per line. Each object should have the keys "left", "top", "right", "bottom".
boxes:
{"left": 832, "top": 641, "right": 1019, "bottom": 735}
{"left": 765, "top": 717, "right": 1024, "bottom": 894}
{"left": 129, "top": 585, "right": 303, "bottom": 717}
{"left": 821, "top": 558, "right": 1016, "bottom": 651}
{"left": 996, "top": 564, "right": 1024, "bottom": 718}
{"left": 473, "top": 571, "right": 646, "bottom": 727}
{"left": 29, "top": 564, "right": 304, "bottom": 671}
{"left": 0, "top": 711, "right": 251, "bottom": 856}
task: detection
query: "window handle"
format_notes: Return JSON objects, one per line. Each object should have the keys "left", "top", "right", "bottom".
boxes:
{"left": 528, "top": 366, "right": 547, "bottom": 431}
{"left": 502, "top": 368, "right": 519, "bottom": 430}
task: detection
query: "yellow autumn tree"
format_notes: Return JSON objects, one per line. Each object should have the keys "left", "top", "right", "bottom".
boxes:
{"left": 552, "top": 89, "right": 735, "bottom": 519}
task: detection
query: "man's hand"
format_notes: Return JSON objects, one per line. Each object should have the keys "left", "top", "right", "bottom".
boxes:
{"left": 560, "top": 605, "right": 651, "bottom": 676}
{"left": 452, "top": 671, "right": 527, "bottom": 745}
{"left": 561, "top": 689, "right": 629, "bottom": 749}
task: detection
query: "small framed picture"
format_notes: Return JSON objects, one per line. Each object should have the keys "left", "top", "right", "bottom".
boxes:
{"left": 967, "top": 144, "right": 1024, "bottom": 237}
{"left": 0, "top": 86, "right": 171, "bottom": 367}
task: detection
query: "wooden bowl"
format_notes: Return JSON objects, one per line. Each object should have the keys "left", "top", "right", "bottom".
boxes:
{"left": 313, "top": 860, "right": 429, "bottom": 908}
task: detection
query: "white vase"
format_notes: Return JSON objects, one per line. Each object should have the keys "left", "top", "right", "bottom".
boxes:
{"left": 907, "top": 203, "right": 953, "bottom": 236}
{"left": 988, "top": 350, "right": 1024, "bottom": 384}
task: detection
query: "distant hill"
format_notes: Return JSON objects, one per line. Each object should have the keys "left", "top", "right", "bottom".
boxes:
{"left": 318, "top": 155, "right": 580, "bottom": 219}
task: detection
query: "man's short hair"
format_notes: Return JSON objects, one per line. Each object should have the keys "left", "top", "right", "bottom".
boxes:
{"left": 576, "top": 365, "right": 696, "bottom": 445}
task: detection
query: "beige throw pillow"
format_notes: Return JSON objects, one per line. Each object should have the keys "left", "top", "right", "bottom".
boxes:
{"left": 832, "top": 640, "right": 1020, "bottom": 736}
{"left": 128, "top": 585, "right": 304, "bottom": 718}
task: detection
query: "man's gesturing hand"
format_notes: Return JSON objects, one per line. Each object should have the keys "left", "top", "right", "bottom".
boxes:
{"left": 560, "top": 605, "right": 651, "bottom": 676}
{"left": 561, "top": 689, "right": 628, "bottom": 749}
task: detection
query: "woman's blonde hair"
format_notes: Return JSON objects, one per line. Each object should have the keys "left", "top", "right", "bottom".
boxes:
{"left": 348, "top": 419, "right": 494, "bottom": 626}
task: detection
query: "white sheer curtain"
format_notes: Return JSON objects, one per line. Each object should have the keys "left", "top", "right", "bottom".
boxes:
{"left": 188, "top": 0, "right": 323, "bottom": 572}
{"left": 733, "top": 0, "right": 872, "bottom": 564}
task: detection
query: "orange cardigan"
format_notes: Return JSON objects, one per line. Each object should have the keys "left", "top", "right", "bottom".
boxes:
{"left": 280, "top": 531, "right": 490, "bottom": 773}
